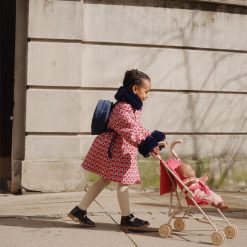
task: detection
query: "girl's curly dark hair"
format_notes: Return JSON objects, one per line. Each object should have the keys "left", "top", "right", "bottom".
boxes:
{"left": 123, "top": 69, "right": 150, "bottom": 89}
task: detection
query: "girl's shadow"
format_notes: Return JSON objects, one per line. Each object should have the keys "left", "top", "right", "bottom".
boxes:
{"left": 0, "top": 215, "right": 119, "bottom": 231}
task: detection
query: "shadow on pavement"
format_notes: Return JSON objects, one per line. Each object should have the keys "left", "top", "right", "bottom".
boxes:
{"left": 0, "top": 216, "right": 121, "bottom": 231}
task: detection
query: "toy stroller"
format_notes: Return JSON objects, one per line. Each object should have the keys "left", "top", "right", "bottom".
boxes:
{"left": 156, "top": 140, "right": 238, "bottom": 246}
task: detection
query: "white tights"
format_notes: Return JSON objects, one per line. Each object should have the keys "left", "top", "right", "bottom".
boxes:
{"left": 79, "top": 177, "right": 130, "bottom": 216}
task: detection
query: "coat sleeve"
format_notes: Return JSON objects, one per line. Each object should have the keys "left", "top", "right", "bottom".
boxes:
{"left": 108, "top": 103, "right": 158, "bottom": 157}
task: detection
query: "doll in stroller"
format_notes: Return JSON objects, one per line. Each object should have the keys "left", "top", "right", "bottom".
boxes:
{"left": 157, "top": 140, "right": 238, "bottom": 246}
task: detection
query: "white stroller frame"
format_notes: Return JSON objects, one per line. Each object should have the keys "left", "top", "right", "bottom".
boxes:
{"left": 157, "top": 140, "right": 238, "bottom": 246}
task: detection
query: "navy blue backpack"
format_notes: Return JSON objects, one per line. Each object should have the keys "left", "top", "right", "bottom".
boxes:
{"left": 91, "top": 100, "right": 115, "bottom": 135}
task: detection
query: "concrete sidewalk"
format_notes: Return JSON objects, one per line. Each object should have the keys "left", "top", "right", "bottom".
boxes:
{"left": 0, "top": 190, "right": 246, "bottom": 247}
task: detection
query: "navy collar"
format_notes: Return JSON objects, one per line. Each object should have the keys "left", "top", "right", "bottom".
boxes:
{"left": 114, "top": 86, "right": 143, "bottom": 110}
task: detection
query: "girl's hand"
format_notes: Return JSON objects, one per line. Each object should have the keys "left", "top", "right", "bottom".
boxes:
{"left": 158, "top": 140, "right": 168, "bottom": 150}
{"left": 151, "top": 146, "right": 160, "bottom": 158}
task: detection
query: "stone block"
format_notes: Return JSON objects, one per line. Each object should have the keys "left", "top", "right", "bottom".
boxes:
{"left": 27, "top": 42, "right": 82, "bottom": 86}
{"left": 84, "top": 3, "right": 247, "bottom": 50}
{"left": 143, "top": 92, "right": 247, "bottom": 133}
{"left": 79, "top": 90, "right": 247, "bottom": 133}
{"left": 25, "top": 134, "right": 95, "bottom": 160}
{"left": 21, "top": 160, "right": 84, "bottom": 192}
{"left": 25, "top": 135, "right": 82, "bottom": 160}
{"left": 26, "top": 89, "right": 82, "bottom": 132}
{"left": 28, "top": 0, "right": 82, "bottom": 39}
{"left": 82, "top": 45, "right": 247, "bottom": 92}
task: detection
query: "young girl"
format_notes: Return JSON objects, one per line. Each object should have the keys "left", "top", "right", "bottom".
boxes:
{"left": 68, "top": 69, "right": 166, "bottom": 231}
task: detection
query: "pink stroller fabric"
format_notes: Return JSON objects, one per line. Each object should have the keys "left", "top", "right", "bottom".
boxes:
{"left": 160, "top": 159, "right": 181, "bottom": 195}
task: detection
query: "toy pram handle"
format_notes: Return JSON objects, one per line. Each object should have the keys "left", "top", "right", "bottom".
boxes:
{"left": 155, "top": 139, "right": 183, "bottom": 160}
{"left": 170, "top": 139, "right": 183, "bottom": 159}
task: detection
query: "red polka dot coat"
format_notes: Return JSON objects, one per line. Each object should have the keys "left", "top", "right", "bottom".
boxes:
{"left": 82, "top": 102, "right": 151, "bottom": 184}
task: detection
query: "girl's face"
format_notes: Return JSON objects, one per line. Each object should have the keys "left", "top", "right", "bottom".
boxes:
{"left": 133, "top": 79, "right": 151, "bottom": 101}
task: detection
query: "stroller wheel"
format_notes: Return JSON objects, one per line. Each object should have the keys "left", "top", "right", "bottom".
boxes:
{"left": 158, "top": 224, "right": 173, "bottom": 238}
{"left": 174, "top": 218, "right": 187, "bottom": 231}
{"left": 211, "top": 231, "right": 225, "bottom": 246}
{"left": 224, "top": 225, "right": 238, "bottom": 239}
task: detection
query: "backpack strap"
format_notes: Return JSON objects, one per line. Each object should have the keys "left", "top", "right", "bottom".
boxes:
{"left": 105, "top": 101, "right": 118, "bottom": 133}
{"left": 107, "top": 101, "right": 119, "bottom": 159}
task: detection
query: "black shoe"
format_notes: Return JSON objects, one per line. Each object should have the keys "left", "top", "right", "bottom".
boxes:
{"left": 68, "top": 206, "right": 95, "bottom": 227}
{"left": 120, "top": 214, "right": 150, "bottom": 231}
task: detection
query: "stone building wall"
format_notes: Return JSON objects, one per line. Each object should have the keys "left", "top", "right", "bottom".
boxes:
{"left": 21, "top": 0, "right": 247, "bottom": 192}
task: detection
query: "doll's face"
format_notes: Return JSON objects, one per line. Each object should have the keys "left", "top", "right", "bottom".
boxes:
{"left": 132, "top": 79, "right": 151, "bottom": 101}
{"left": 177, "top": 163, "right": 195, "bottom": 179}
